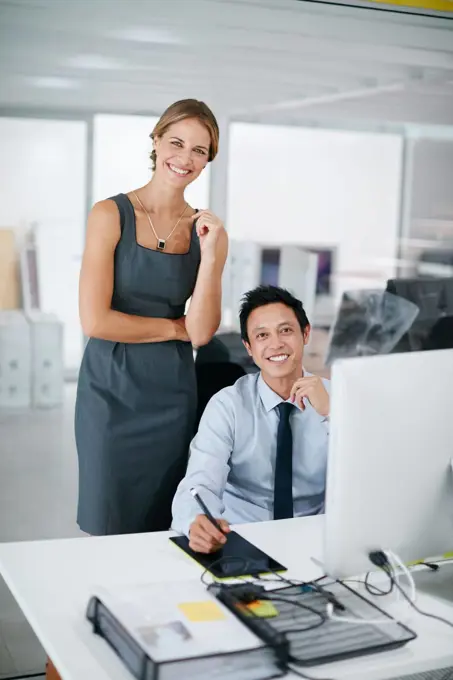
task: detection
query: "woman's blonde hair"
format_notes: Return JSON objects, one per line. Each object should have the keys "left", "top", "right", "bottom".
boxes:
{"left": 150, "top": 99, "right": 219, "bottom": 171}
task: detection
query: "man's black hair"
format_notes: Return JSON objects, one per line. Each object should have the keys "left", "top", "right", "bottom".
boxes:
{"left": 239, "top": 285, "right": 310, "bottom": 343}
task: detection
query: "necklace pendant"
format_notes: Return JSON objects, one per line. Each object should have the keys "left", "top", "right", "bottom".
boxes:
{"left": 157, "top": 238, "right": 166, "bottom": 251}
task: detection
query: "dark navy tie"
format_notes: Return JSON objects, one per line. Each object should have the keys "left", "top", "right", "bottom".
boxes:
{"left": 273, "top": 402, "right": 294, "bottom": 520}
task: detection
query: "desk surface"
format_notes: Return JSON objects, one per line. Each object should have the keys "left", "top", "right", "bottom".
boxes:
{"left": 1, "top": 517, "right": 453, "bottom": 680}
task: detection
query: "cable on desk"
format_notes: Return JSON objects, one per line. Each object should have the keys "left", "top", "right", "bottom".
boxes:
{"left": 282, "top": 568, "right": 401, "bottom": 626}
{"left": 199, "top": 555, "right": 249, "bottom": 588}
{"left": 369, "top": 550, "right": 453, "bottom": 631}
{"left": 364, "top": 568, "right": 394, "bottom": 597}
{"left": 302, "top": 554, "right": 453, "bottom": 629}
{"left": 319, "top": 555, "right": 452, "bottom": 596}
{"left": 320, "top": 552, "right": 413, "bottom": 625}
{"left": 311, "top": 574, "right": 329, "bottom": 583}
{"left": 263, "top": 568, "right": 317, "bottom": 590}
{"left": 262, "top": 568, "right": 347, "bottom": 613}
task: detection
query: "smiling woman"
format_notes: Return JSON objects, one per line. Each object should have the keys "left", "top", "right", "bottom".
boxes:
{"left": 75, "top": 99, "right": 228, "bottom": 539}
{"left": 150, "top": 99, "right": 219, "bottom": 173}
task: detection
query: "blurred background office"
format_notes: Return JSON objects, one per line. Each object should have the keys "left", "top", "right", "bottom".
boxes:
{"left": 0, "top": 0, "right": 452, "bottom": 677}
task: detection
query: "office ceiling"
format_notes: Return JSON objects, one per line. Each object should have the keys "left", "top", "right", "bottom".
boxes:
{"left": 0, "top": 0, "right": 452, "bottom": 128}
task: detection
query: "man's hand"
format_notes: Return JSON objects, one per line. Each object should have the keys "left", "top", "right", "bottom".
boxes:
{"left": 290, "top": 375, "right": 330, "bottom": 417}
{"left": 189, "top": 514, "right": 230, "bottom": 553}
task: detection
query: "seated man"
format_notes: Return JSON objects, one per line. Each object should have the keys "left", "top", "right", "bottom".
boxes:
{"left": 172, "top": 285, "right": 330, "bottom": 553}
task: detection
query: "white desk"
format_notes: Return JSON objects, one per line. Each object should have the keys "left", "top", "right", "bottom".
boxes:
{"left": 1, "top": 516, "right": 453, "bottom": 680}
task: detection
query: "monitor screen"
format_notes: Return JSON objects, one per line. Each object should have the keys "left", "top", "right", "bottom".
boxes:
{"left": 309, "top": 248, "right": 333, "bottom": 295}
{"left": 260, "top": 249, "right": 280, "bottom": 287}
{"left": 386, "top": 277, "right": 453, "bottom": 352}
{"left": 259, "top": 247, "right": 334, "bottom": 295}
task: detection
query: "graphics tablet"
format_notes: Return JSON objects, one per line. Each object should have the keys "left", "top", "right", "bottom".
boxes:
{"left": 170, "top": 531, "right": 287, "bottom": 578}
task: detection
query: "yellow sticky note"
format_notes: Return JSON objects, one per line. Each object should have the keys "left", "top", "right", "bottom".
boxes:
{"left": 247, "top": 600, "right": 279, "bottom": 618}
{"left": 237, "top": 600, "right": 279, "bottom": 618}
{"left": 178, "top": 601, "right": 226, "bottom": 622}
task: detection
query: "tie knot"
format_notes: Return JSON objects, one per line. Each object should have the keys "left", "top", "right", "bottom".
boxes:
{"left": 277, "top": 401, "right": 294, "bottom": 420}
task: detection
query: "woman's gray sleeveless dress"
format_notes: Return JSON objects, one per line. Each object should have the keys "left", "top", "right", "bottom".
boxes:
{"left": 75, "top": 193, "right": 200, "bottom": 535}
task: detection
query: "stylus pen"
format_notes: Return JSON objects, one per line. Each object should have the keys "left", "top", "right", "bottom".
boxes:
{"left": 190, "top": 487, "right": 227, "bottom": 535}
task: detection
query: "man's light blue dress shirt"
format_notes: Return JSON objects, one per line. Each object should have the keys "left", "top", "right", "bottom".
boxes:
{"left": 172, "top": 371, "right": 329, "bottom": 536}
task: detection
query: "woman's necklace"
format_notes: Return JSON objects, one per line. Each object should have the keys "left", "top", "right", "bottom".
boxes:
{"left": 132, "top": 191, "right": 188, "bottom": 252}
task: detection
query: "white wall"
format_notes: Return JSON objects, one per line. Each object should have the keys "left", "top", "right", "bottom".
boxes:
{"left": 227, "top": 123, "right": 403, "bottom": 299}
{"left": 93, "top": 114, "right": 210, "bottom": 209}
{"left": 0, "top": 117, "right": 87, "bottom": 370}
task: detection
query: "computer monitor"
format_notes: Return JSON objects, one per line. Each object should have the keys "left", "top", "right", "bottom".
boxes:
{"left": 260, "top": 247, "right": 334, "bottom": 295}
{"left": 323, "top": 348, "right": 453, "bottom": 579}
{"left": 385, "top": 277, "right": 453, "bottom": 352}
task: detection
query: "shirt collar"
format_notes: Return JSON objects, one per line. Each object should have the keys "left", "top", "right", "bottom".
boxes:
{"left": 258, "top": 372, "right": 312, "bottom": 413}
